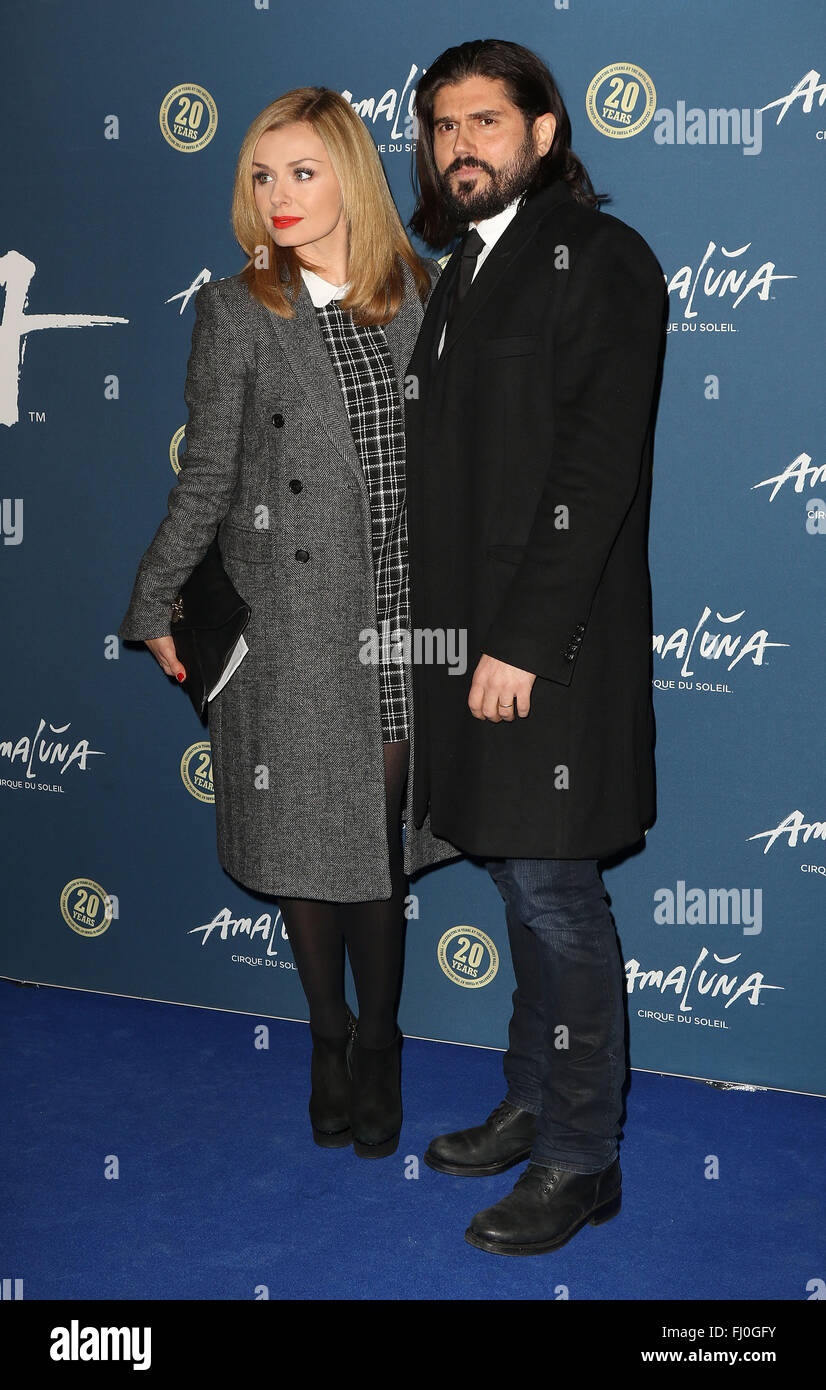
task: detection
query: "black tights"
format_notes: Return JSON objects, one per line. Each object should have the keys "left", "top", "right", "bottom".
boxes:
{"left": 278, "top": 741, "right": 409, "bottom": 1049}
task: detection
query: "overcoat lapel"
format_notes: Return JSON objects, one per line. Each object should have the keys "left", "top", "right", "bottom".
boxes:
{"left": 262, "top": 263, "right": 423, "bottom": 495}
{"left": 410, "top": 180, "right": 576, "bottom": 385}
{"left": 383, "top": 259, "right": 424, "bottom": 414}
{"left": 408, "top": 248, "right": 458, "bottom": 391}
{"left": 264, "top": 275, "right": 364, "bottom": 489}
{"left": 442, "top": 181, "right": 575, "bottom": 355}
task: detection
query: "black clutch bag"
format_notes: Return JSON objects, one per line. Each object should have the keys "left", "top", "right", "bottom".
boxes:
{"left": 169, "top": 534, "right": 251, "bottom": 719}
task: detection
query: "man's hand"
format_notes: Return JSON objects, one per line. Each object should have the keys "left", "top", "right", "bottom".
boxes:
{"left": 468, "top": 654, "right": 536, "bottom": 721}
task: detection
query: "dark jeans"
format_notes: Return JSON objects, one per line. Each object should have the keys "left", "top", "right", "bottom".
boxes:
{"left": 485, "top": 856, "right": 626, "bottom": 1175}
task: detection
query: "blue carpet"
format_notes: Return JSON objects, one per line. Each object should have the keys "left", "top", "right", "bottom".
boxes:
{"left": 1, "top": 978, "right": 823, "bottom": 1300}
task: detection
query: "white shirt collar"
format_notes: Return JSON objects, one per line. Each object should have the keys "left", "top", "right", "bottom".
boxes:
{"left": 470, "top": 194, "right": 524, "bottom": 249}
{"left": 300, "top": 265, "right": 349, "bottom": 307}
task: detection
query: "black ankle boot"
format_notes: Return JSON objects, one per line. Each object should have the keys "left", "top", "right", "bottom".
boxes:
{"left": 309, "top": 1004, "right": 357, "bottom": 1148}
{"left": 350, "top": 1026, "right": 403, "bottom": 1159}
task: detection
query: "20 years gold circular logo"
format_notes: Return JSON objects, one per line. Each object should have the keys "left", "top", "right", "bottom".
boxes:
{"left": 586, "top": 63, "right": 657, "bottom": 139}
{"left": 181, "top": 741, "right": 214, "bottom": 802}
{"left": 60, "top": 878, "right": 113, "bottom": 937}
{"left": 159, "top": 83, "right": 218, "bottom": 153}
{"left": 170, "top": 425, "right": 186, "bottom": 476}
{"left": 437, "top": 925, "right": 499, "bottom": 989}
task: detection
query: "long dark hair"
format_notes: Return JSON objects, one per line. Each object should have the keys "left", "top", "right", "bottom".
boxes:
{"left": 410, "top": 38, "right": 603, "bottom": 248}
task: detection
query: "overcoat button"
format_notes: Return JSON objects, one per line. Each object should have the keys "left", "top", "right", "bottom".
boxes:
{"left": 295, "top": 549, "right": 310, "bottom": 562}
{"left": 289, "top": 479, "right": 303, "bottom": 493}
{"left": 271, "top": 412, "right": 284, "bottom": 427}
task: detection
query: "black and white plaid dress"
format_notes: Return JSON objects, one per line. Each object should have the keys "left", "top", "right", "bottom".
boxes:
{"left": 312, "top": 292, "right": 409, "bottom": 743}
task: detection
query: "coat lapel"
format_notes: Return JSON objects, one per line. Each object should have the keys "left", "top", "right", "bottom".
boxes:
{"left": 425, "top": 249, "right": 461, "bottom": 369}
{"left": 384, "top": 259, "right": 425, "bottom": 415}
{"left": 435, "top": 180, "right": 576, "bottom": 362}
{"left": 406, "top": 252, "right": 457, "bottom": 401}
{"left": 261, "top": 262, "right": 424, "bottom": 486}
{"left": 264, "top": 274, "right": 362, "bottom": 483}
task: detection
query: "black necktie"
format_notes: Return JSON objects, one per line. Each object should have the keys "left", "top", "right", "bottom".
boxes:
{"left": 435, "top": 227, "right": 485, "bottom": 364}
{"left": 451, "top": 226, "right": 486, "bottom": 314}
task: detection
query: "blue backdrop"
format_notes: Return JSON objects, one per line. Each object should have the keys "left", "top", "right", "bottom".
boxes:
{"left": 2, "top": 0, "right": 823, "bottom": 1095}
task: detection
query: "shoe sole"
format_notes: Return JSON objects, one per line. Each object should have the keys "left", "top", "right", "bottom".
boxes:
{"left": 312, "top": 1126, "right": 353, "bottom": 1149}
{"left": 353, "top": 1132, "right": 400, "bottom": 1159}
{"left": 423, "top": 1146, "right": 533, "bottom": 1177}
{"left": 463, "top": 1192, "right": 622, "bottom": 1255}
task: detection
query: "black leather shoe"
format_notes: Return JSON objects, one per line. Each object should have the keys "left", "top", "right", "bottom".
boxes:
{"left": 308, "top": 1004, "right": 357, "bottom": 1148}
{"left": 423, "top": 1099, "right": 537, "bottom": 1176}
{"left": 350, "top": 1026, "right": 403, "bottom": 1159}
{"left": 465, "top": 1159, "right": 622, "bottom": 1255}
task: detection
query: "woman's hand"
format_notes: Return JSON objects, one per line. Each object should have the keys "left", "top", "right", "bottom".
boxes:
{"left": 145, "top": 635, "right": 186, "bottom": 684}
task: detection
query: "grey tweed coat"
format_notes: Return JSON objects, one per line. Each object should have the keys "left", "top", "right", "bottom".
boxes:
{"left": 118, "top": 259, "right": 460, "bottom": 900}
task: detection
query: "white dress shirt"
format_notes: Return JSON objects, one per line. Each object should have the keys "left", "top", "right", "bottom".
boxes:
{"left": 437, "top": 193, "right": 524, "bottom": 357}
{"left": 300, "top": 265, "right": 349, "bottom": 306}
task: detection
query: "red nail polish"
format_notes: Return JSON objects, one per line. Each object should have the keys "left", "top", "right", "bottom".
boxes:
{"left": 176, "top": 672, "right": 184, "bottom": 682}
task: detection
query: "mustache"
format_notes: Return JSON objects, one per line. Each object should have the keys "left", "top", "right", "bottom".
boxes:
{"left": 444, "top": 158, "right": 494, "bottom": 176}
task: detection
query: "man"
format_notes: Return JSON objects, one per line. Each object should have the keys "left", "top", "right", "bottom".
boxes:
{"left": 405, "top": 39, "right": 667, "bottom": 1255}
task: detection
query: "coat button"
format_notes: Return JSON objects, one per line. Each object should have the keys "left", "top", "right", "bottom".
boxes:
{"left": 289, "top": 479, "right": 303, "bottom": 493}
{"left": 295, "top": 549, "right": 309, "bottom": 562}
{"left": 271, "top": 412, "right": 284, "bottom": 427}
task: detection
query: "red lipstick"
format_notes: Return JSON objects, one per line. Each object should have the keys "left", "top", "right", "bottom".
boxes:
{"left": 272, "top": 216, "right": 303, "bottom": 227}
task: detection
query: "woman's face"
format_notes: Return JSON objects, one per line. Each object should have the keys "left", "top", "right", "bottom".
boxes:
{"left": 252, "top": 122, "right": 344, "bottom": 256}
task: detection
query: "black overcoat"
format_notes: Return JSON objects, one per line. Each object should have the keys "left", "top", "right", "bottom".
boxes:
{"left": 404, "top": 179, "right": 667, "bottom": 860}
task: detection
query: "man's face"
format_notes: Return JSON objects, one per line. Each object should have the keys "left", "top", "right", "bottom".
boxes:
{"left": 431, "top": 75, "right": 555, "bottom": 223}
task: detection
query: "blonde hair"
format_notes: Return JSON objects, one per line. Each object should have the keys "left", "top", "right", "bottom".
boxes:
{"left": 231, "top": 87, "right": 431, "bottom": 324}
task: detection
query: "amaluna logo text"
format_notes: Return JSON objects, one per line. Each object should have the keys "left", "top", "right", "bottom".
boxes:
{"left": 0, "top": 251, "right": 127, "bottom": 427}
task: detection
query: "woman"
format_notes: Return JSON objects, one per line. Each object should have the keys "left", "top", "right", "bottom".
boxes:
{"left": 118, "top": 88, "right": 459, "bottom": 1158}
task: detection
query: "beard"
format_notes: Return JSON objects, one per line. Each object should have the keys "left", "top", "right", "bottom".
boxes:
{"left": 436, "top": 126, "right": 542, "bottom": 225}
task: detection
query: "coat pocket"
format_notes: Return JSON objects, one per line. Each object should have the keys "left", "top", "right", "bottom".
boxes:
{"left": 486, "top": 543, "right": 525, "bottom": 564}
{"left": 219, "top": 521, "right": 274, "bottom": 564}
{"left": 478, "top": 334, "right": 539, "bottom": 358}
